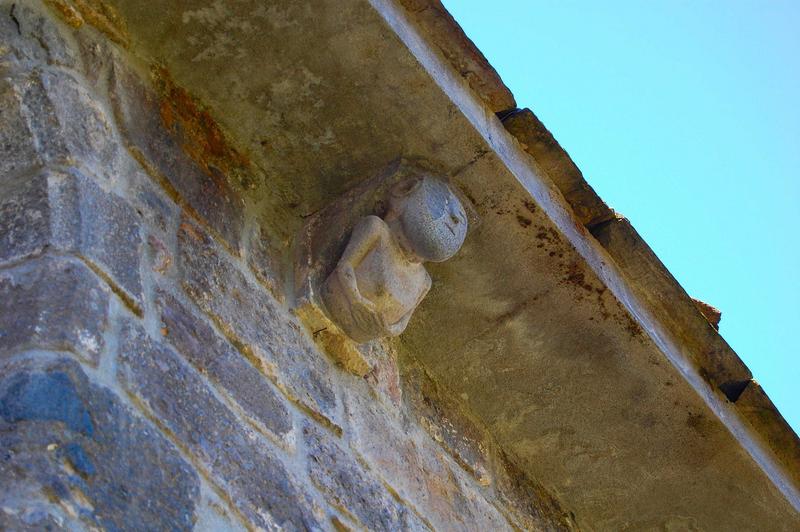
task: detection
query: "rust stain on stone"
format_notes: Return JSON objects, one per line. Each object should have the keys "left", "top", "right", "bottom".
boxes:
{"left": 73, "top": 0, "right": 129, "bottom": 46}
{"left": 151, "top": 66, "right": 253, "bottom": 191}
{"left": 45, "top": 0, "right": 129, "bottom": 45}
{"left": 43, "top": 0, "right": 84, "bottom": 28}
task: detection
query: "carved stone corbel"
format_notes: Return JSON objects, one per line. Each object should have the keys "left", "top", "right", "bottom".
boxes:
{"left": 293, "top": 160, "right": 468, "bottom": 375}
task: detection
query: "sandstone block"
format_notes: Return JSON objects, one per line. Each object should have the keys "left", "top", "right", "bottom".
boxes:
{"left": 118, "top": 320, "right": 322, "bottom": 530}
{"left": 0, "top": 356, "right": 199, "bottom": 531}
{"left": 0, "top": 256, "right": 109, "bottom": 363}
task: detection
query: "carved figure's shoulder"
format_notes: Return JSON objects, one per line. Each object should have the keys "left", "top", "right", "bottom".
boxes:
{"left": 354, "top": 214, "right": 391, "bottom": 237}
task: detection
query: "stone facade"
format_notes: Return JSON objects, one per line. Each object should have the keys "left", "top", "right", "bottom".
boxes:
{"left": 0, "top": 2, "right": 573, "bottom": 530}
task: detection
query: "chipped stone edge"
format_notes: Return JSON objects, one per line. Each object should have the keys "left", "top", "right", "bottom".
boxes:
{"left": 374, "top": 0, "right": 800, "bottom": 513}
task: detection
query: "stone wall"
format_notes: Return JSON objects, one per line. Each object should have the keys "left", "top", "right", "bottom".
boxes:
{"left": 0, "top": 2, "right": 573, "bottom": 530}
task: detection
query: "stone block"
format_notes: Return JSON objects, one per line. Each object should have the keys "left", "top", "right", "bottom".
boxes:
{"left": 0, "top": 256, "right": 109, "bottom": 363}
{"left": 0, "top": 65, "right": 122, "bottom": 180}
{"left": 118, "top": 320, "right": 322, "bottom": 530}
{"left": 492, "top": 454, "right": 576, "bottom": 531}
{"left": 27, "top": 68, "right": 119, "bottom": 171}
{"left": 0, "top": 75, "right": 42, "bottom": 179}
{"left": 0, "top": 168, "right": 143, "bottom": 305}
{"left": 398, "top": 0, "right": 515, "bottom": 113}
{"left": 345, "top": 384, "right": 507, "bottom": 531}
{"left": 401, "top": 361, "right": 491, "bottom": 486}
{"left": 0, "top": 356, "right": 199, "bottom": 531}
{"left": 736, "top": 381, "right": 800, "bottom": 491}
{"left": 591, "top": 217, "right": 753, "bottom": 400}
{"left": 0, "top": 171, "right": 51, "bottom": 264}
{"left": 54, "top": 169, "right": 143, "bottom": 304}
{"left": 176, "top": 218, "right": 338, "bottom": 425}
{"left": 303, "top": 422, "right": 408, "bottom": 531}
{"left": 0, "top": 0, "right": 79, "bottom": 71}
{"left": 155, "top": 288, "right": 292, "bottom": 442}
{"left": 243, "top": 218, "right": 284, "bottom": 297}
{"left": 502, "top": 108, "right": 613, "bottom": 228}
{"left": 109, "top": 56, "right": 244, "bottom": 248}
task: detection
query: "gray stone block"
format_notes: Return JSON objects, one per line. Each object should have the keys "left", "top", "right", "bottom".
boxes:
{"left": 0, "top": 356, "right": 199, "bottom": 531}
{"left": 12, "top": 68, "right": 119, "bottom": 172}
{"left": 0, "top": 75, "right": 42, "bottom": 179}
{"left": 0, "top": 256, "right": 109, "bottom": 363}
{"left": 0, "top": 168, "right": 143, "bottom": 304}
{"left": 0, "top": 65, "right": 121, "bottom": 180}
{"left": 109, "top": 56, "right": 244, "bottom": 248}
{"left": 244, "top": 219, "right": 285, "bottom": 294}
{"left": 0, "top": 171, "right": 51, "bottom": 264}
{"left": 303, "top": 422, "right": 408, "bottom": 531}
{"left": 53, "top": 169, "right": 143, "bottom": 304}
{"left": 118, "top": 320, "right": 322, "bottom": 531}
{"left": 0, "top": 0, "right": 79, "bottom": 71}
{"left": 156, "top": 288, "right": 292, "bottom": 440}
{"left": 177, "top": 218, "right": 337, "bottom": 424}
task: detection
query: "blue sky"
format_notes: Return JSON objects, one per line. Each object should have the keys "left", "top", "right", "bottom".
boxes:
{"left": 442, "top": 1, "right": 800, "bottom": 432}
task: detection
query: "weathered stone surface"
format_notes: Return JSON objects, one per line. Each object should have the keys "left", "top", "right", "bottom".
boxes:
{"left": 193, "top": 485, "right": 249, "bottom": 532}
{"left": 401, "top": 361, "right": 491, "bottom": 485}
{"left": 0, "top": 0, "right": 79, "bottom": 71}
{"left": 591, "top": 217, "right": 752, "bottom": 400}
{"left": 109, "top": 55, "right": 244, "bottom": 248}
{"left": 362, "top": 340, "right": 403, "bottom": 406}
{"left": 177, "top": 218, "right": 338, "bottom": 424}
{"left": 243, "top": 218, "right": 284, "bottom": 296}
{"left": 344, "top": 384, "right": 509, "bottom": 531}
{"left": 0, "top": 167, "right": 143, "bottom": 304}
{"left": 52, "top": 168, "right": 143, "bottom": 303}
{"left": 492, "top": 450, "right": 575, "bottom": 532}
{"left": 155, "top": 288, "right": 292, "bottom": 441}
{"left": 27, "top": 68, "right": 119, "bottom": 170}
{"left": 0, "top": 171, "right": 51, "bottom": 264}
{"left": 128, "top": 167, "right": 178, "bottom": 235}
{"left": 0, "top": 256, "right": 108, "bottom": 363}
{"left": 0, "top": 356, "right": 199, "bottom": 531}
{"left": 502, "top": 108, "right": 613, "bottom": 228}
{"left": 0, "top": 74, "right": 42, "bottom": 179}
{"left": 398, "top": 0, "right": 515, "bottom": 113}
{"left": 303, "top": 422, "right": 407, "bottom": 531}
{"left": 736, "top": 381, "right": 800, "bottom": 491}
{"left": 118, "top": 320, "right": 322, "bottom": 530}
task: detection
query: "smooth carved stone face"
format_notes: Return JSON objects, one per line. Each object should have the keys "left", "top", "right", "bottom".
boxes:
{"left": 322, "top": 176, "right": 467, "bottom": 343}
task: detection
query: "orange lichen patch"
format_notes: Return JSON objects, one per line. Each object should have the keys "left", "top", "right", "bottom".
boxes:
{"left": 72, "top": 0, "right": 129, "bottom": 46}
{"left": 151, "top": 66, "right": 253, "bottom": 190}
{"left": 43, "top": 0, "right": 84, "bottom": 28}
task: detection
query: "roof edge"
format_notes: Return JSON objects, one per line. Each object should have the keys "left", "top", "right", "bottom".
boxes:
{"left": 380, "top": 0, "right": 800, "bottom": 512}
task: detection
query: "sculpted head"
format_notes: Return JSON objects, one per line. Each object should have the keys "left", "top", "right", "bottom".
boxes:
{"left": 385, "top": 175, "right": 468, "bottom": 262}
